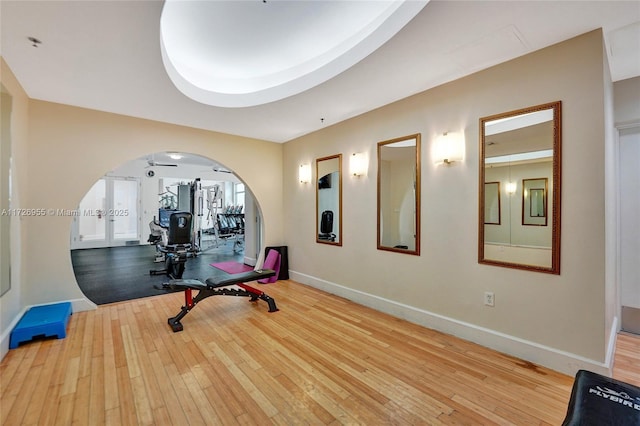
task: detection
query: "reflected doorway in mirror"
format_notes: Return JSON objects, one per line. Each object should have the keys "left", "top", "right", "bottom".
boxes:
{"left": 479, "top": 101, "right": 561, "bottom": 274}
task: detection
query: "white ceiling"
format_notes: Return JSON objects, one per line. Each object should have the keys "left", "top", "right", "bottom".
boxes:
{"left": 1, "top": 1, "right": 639, "bottom": 144}
{"left": 160, "top": 0, "right": 427, "bottom": 107}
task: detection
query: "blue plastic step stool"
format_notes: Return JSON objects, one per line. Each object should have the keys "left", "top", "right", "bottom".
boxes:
{"left": 9, "top": 302, "right": 72, "bottom": 349}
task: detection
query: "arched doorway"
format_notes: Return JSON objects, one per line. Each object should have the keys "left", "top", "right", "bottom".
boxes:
{"left": 70, "top": 151, "right": 263, "bottom": 305}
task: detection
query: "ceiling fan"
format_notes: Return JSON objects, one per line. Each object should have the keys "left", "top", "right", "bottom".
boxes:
{"left": 145, "top": 154, "right": 178, "bottom": 168}
{"left": 146, "top": 159, "right": 178, "bottom": 167}
{"left": 213, "top": 167, "right": 232, "bottom": 174}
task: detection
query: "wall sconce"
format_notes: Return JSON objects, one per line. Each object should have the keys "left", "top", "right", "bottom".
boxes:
{"left": 350, "top": 152, "right": 367, "bottom": 177}
{"left": 299, "top": 163, "right": 311, "bottom": 184}
{"left": 506, "top": 181, "right": 517, "bottom": 194}
{"left": 433, "top": 131, "right": 464, "bottom": 165}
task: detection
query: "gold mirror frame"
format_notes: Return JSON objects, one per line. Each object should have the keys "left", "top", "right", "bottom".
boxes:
{"left": 316, "top": 154, "right": 342, "bottom": 246}
{"left": 377, "top": 134, "right": 421, "bottom": 255}
{"left": 1, "top": 85, "right": 12, "bottom": 296}
{"left": 479, "top": 101, "right": 561, "bottom": 274}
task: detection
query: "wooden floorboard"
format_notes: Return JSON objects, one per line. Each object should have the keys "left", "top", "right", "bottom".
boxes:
{"left": 613, "top": 332, "right": 640, "bottom": 387}
{"left": 2, "top": 279, "right": 638, "bottom": 425}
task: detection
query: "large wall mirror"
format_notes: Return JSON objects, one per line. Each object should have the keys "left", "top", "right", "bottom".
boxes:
{"left": 316, "top": 154, "right": 342, "bottom": 246}
{"left": 1, "top": 85, "right": 12, "bottom": 296}
{"left": 377, "top": 134, "right": 421, "bottom": 255}
{"left": 479, "top": 101, "right": 561, "bottom": 274}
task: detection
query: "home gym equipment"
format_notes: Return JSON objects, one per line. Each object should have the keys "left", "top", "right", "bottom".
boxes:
{"left": 258, "top": 249, "right": 280, "bottom": 284}
{"left": 318, "top": 210, "right": 335, "bottom": 242}
{"left": 264, "top": 245, "right": 289, "bottom": 280}
{"left": 150, "top": 211, "right": 193, "bottom": 279}
{"left": 161, "top": 269, "right": 278, "bottom": 332}
{"left": 562, "top": 369, "right": 640, "bottom": 425}
{"left": 216, "top": 212, "right": 245, "bottom": 253}
{"left": 177, "top": 178, "right": 204, "bottom": 252}
{"left": 10, "top": 302, "right": 72, "bottom": 349}
{"left": 152, "top": 179, "right": 203, "bottom": 254}
{"left": 147, "top": 215, "right": 165, "bottom": 245}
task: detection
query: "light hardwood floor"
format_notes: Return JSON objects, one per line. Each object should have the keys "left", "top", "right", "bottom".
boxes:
{"left": 1, "top": 280, "right": 638, "bottom": 425}
{"left": 613, "top": 332, "right": 640, "bottom": 387}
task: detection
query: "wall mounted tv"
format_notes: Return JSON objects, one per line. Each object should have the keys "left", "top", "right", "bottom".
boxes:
{"left": 318, "top": 174, "right": 332, "bottom": 189}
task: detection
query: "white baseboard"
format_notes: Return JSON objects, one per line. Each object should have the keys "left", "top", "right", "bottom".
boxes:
{"left": 0, "top": 297, "right": 96, "bottom": 361}
{"left": 604, "top": 316, "right": 619, "bottom": 373}
{"left": 291, "top": 270, "right": 614, "bottom": 378}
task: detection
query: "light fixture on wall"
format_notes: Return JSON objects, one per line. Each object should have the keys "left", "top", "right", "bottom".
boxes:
{"left": 506, "top": 181, "right": 517, "bottom": 194}
{"left": 299, "top": 163, "right": 311, "bottom": 184}
{"left": 433, "top": 131, "right": 464, "bottom": 165}
{"left": 350, "top": 152, "right": 367, "bottom": 177}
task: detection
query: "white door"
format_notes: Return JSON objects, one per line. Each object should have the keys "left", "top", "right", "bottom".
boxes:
{"left": 71, "top": 177, "right": 141, "bottom": 249}
{"left": 620, "top": 126, "right": 640, "bottom": 334}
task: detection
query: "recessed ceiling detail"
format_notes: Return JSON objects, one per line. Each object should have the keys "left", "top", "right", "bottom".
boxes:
{"left": 160, "top": 0, "right": 428, "bottom": 107}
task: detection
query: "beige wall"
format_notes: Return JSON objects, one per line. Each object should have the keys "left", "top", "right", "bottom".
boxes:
{"left": 1, "top": 29, "right": 625, "bottom": 373}
{"left": 284, "top": 30, "right": 609, "bottom": 373}
{"left": 21, "top": 100, "right": 283, "bottom": 310}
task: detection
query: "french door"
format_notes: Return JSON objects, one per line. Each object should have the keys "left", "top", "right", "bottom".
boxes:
{"left": 71, "top": 177, "right": 141, "bottom": 249}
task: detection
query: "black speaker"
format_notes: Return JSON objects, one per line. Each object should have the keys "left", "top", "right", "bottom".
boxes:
{"left": 264, "top": 245, "right": 289, "bottom": 280}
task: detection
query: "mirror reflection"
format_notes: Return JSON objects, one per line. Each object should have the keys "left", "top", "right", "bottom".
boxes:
{"left": 1, "top": 85, "right": 12, "bottom": 296}
{"left": 377, "top": 134, "right": 421, "bottom": 255}
{"left": 479, "top": 102, "right": 561, "bottom": 274}
{"left": 484, "top": 182, "right": 501, "bottom": 225}
{"left": 523, "top": 178, "right": 548, "bottom": 225}
{"left": 316, "top": 154, "right": 342, "bottom": 245}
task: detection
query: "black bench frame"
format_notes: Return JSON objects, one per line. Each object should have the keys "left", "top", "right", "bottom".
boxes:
{"left": 162, "top": 269, "right": 278, "bottom": 332}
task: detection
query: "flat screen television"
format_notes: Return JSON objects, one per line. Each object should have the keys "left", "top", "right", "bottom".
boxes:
{"left": 158, "top": 209, "right": 177, "bottom": 228}
{"left": 318, "top": 174, "right": 332, "bottom": 189}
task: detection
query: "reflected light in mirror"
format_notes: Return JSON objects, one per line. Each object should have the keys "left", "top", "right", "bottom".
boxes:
{"left": 433, "top": 131, "right": 464, "bottom": 165}
{"left": 479, "top": 100, "right": 561, "bottom": 275}
{"left": 485, "top": 149, "right": 553, "bottom": 165}
{"left": 350, "top": 152, "right": 367, "bottom": 177}
{"left": 299, "top": 163, "right": 312, "bottom": 184}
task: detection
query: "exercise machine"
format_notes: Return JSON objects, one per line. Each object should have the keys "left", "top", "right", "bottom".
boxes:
{"left": 161, "top": 269, "right": 278, "bottom": 332}
{"left": 318, "top": 210, "right": 336, "bottom": 242}
{"left": 150, "top": 211, "right": 193, "bottom": 279}
{"left": 177, "top": 179, "right": 204, "bottom": 253}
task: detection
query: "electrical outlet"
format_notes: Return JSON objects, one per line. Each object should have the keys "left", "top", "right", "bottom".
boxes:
{"left": 484, "top": 291, "right": 495, "bottom": 307}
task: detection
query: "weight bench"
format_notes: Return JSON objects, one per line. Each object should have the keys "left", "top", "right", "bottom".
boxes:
{"left": 562, "top": 369, "right": 640, "bottom": 425}
{"left": 161, "top": 269, "right": 278, "bottom": 332}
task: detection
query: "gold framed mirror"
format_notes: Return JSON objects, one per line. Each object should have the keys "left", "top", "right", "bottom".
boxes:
{"left": 479, "top": 101, "right": 561, "bottom": 274}
{"left": 522, "top": 178, "right": 548, "bottom": 226}
{"left": 316, "top": 154, "right": 342, "bottom": 246}
{"left": 377, "top": 134, "right": 421, "bottom": 255}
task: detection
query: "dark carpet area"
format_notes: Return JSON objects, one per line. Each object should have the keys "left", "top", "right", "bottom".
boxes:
{"left": 71, "top": 244, "right": 245, "bottom": 305}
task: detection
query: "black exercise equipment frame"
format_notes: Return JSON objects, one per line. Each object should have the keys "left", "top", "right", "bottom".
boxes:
{"left": 161, "top": 269, "right": 278, "bottom": 332}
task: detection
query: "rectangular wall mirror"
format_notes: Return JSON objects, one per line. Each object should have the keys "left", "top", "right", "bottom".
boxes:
{"left": 479, "top": 101, "right": 561, "bottom": 274}
{"left": 377, "top": 134, "right": 421, "bottom": 255}
{"left": 484, "top": 182, "right": 501, "bottom": 225}
{"left": 1, "top": 85, "right": 12, "bottom": 296}
{"left": 522, "top": 178, "right": 548, "bottom": 225}
{"left": 316, "top": 154, "right": 342, "bottom": 245}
